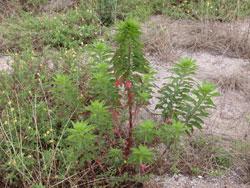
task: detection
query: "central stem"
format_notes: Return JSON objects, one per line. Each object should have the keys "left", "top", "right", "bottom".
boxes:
{"left": 124, "top": 88, "right": 133, "bottom": 159}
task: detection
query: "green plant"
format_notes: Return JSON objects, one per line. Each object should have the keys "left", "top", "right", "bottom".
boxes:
{"left": 0, "top": 7, "right": 100, "bottom": 52}
{"left": 89, "top": 58, "right": 118, "bottom": 105}
{"left": 213, "top": 148, "right": 232, "bottom": 168}
{"left": 0, "top": 49, "right": 91, "bottom": 187}
{"left": 156, "top": 58, "right": 197, "bottom": 122}
{"left": 0, "top": 14, "right": 223, "bottom": 187}
{"left": 156, "top": 58, "right": 219, "bottom": 131}
{"left": 88, "top": 21, "right": 156, "bottom": 179}
{"left": 188, "top": 135, "right": 232, "bottom": 173}
{"left": 162, "top": 0, "right": 250, "bottom": 21}
{"left": 52, "top": 74, "right": 79, "bottom": 106}
{"left": 86, "top": 100, "right": 113, "bottom": 134}
{"left": 158, "top": 121, "right": 187, "bottom": 147}
{"left": 112, "top": 19, "right": 149, "bottom": 79}
{"left": 191, "top": 167, "right": 202, "bottom": 176}
{"left": 106, "top": 148, "right": 123, "bottom": 167}
{"left": 129, "top": 145, "right": 153, "bottom": 165}
{"left": 183, "top": 82, "right": 219, "bottom": 130}
{"left": 111, "top": 19, "right": 152, "bottom": 159}
{"left": 135, "top": 120, "right": 156, "bottom": 144}
{"left": 66, "top": 121, "right": 97, "bottom": 163}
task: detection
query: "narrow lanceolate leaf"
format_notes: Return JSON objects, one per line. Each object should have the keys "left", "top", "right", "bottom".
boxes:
{"left": 157, "top": 58, "right": 218, "bottom": 131}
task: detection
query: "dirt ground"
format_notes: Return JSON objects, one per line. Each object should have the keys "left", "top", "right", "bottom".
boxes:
{"left": 145, "top": 173, "right": 250, "bottom": 188}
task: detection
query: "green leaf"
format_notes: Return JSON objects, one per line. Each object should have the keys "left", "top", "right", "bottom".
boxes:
{"left": 66, "top": 121, "right": 97, "bottom": 162}
{"left": 158, "top": 121, "right": 187, "bottom": 146}
{"left": 135, "top": 120, "right": 156, "bottom": 144}
{"left": 157, "top": 58, "right": 218, "bottom": 131}
{"left": 129, "top": 145, "right": 153, "bottom": 165}
{"left": 86, "top": 100, "right": 112, "bottom": 134}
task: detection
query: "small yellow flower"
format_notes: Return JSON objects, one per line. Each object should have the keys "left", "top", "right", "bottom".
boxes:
{"left": 46, "top": 130, "right": 50, "bottom": 135}
{"left": 10, "top": 108, "right": 14, "bottom": 112}
{"left": 8, "top": 101, "right": 12, "bottom": 105}
{"left": 13, "top": 119, "right": 17, "bottom": 123}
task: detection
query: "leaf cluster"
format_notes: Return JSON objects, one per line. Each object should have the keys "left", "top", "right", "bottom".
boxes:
{"left": 156, "top": 58, "right": 219, "bottom": 131}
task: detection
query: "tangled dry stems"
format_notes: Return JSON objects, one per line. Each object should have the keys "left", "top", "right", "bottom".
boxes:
{"left": 197, "top": 57, "right": 250, "bottom": 94}
{"left": 231, "top": 141, "right": 250, "bottom": 184}
{"left": 143, "top": 16, "right": 250, "bottom": 61}
{"left": 152, "top": 135, "right": 229, "bottom": 177}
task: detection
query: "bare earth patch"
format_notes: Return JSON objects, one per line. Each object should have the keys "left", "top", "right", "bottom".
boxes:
{"left": 145, "top": 173, "right": 249, "bottom": 188}
{"left": 0, "top": 56, "right": 12, "bottom": 72}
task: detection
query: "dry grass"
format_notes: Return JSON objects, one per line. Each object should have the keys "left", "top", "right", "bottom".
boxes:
{"left": 0, "top": 1, "right": 19, "bottom": 22}
{"left": 152, "top": 134, "right": 232, "bottom": 177}
{"left": 143, "top": 15, "right": 250, "bottom": 61}
{"left": 142, "top": 123, "right": 249, "bottom": 184}
{"left": 142, "top": 18, "right": 179, "bottom": 62}
{"left": 192, "top": 52, "right": 250, "bottom": 94}
{"left": 232, "top": 141, "right": 250, "bottom": 184}
{"left": 145, "top": 135, "right": 250, "bottom": 186}
{"left": 211, "top": 64, "right": 249, "bottom": 93}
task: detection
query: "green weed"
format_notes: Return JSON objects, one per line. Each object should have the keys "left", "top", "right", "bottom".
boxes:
{"left": 156, "top": 58, "right": 219, "bottom": 131}
{"left": 0, "top": 7, "right": 99, "bottom": 52}
{"left": 0, "top": 18, "right": 220, "bottom": 187}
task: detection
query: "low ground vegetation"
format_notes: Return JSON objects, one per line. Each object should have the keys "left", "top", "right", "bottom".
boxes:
{"left": 0, "top": 19, "right": 223, "bottom": 187}
{"left": 0, "top": 0, "right": 250, "bottom": 187}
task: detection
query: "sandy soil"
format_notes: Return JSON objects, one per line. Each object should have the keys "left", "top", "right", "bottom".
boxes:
{"left": 145, "top": 173, "right": 249, "bottom": 188}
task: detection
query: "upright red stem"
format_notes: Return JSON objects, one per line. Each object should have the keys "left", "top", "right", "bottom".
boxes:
{"left": 124, "top": 88, "right": 133, "bottom": 159}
